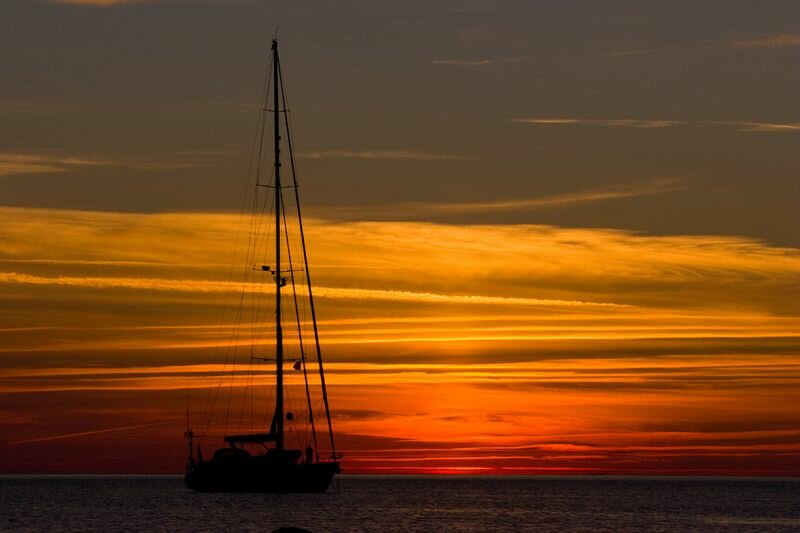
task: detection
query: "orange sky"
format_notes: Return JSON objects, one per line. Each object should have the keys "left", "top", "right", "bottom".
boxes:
{"left": 1, "top": 207, "right": 799, "bottom": 474}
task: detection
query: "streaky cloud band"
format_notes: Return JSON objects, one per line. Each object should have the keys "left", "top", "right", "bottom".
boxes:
{"left": 317, "top": 177, "right": 685, "bottom": 217}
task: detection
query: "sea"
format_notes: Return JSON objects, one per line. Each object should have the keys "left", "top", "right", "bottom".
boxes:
{"left": 1, "top": 475, "right": 799, "bottom": 532}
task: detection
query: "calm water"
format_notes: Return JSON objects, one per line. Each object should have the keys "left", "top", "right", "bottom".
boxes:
{"left": 1, "top": 475, "right": 799, "bottom": 532}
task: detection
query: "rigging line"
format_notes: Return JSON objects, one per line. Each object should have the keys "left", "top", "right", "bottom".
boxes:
{"left": 253, "top": 54, "right": 272, "bottom": 188}
{"left": 278, "top": 56, "right": 337, "bottom": 458}
{"left": 221, "top": 168, "right": 267, "bottom": 437}
{"left": 249, "top": 130, "right": 274, "bottom": 352}
{"left": 249, "top": 146, "right": 268, "bottom": 354}
{"left": 207, "top": 288, "right": 246, "bottom": 438}
{"left": 237, "top": 290, "right": 261, "bottom": 437}
{"left": 239, "top": 51, "right": 277, "bottom": 432}
{"left": 250, "top": 175, "right": 274, "bottom": 351}
{"left": 197, "top": 48, "right": 273, "bottom": 442}
{"left": 225, "top": 190, "right": 271, "bottom": 437}
{"left": 222, "top": 157, "right": 266, "bottom": 436}
{"left": 222, "top": 294, "right": 247, "bottom": 436}
{"left": 262, "top": 335, "right": 277, "bottom": 438}
{"left": 184, "top": 385, "right": 191, "bottom": 437}
{"left": 234, "top": 342, "right": 257, "bottom": 437}
{"left": 251, "top": 343, "right": 255, "bottom": 435}
{"left": 281, "top": 188, "right": 320, "bottom": 461}
{"left": 205, "top": 272, "right": 248, "bottom": 437}
{"left": 236, "top": 381, "right": 247, "bottom": 435}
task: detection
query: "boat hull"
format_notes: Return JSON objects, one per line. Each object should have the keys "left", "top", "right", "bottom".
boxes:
{"left": 185, "top": 459, "right": 340, "bottom": 493}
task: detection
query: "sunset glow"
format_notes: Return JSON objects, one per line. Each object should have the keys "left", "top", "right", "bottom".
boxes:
{"left": 2, "top": 207, "right": 798, "bottom": 475}
{"left": 2, "top": 1, "right": 799, "bottom": 483}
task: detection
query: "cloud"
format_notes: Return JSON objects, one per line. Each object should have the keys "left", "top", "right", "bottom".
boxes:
{"left": 51, "top": 0, "right": 147, "bottom": 4}
{"left": 0, "top": 153, "right": 108, "bottom": 177}
{"left": 298, "top": 150, "right": 470, "bottom": 161}
{"left": 429, "top": 57, "right": 526, "bottom": 67}
{"left": 4, "top": 358, "right": 800, "bottom": 474}
{"left": 321, "top": 177, "right": 685, "bottom": 218}
{"left": 605, "top": 34, "right": 800, "bottom": 57}
{"left": 5, "top": 354, "right": 800, "bottom": 392}
{"left": 515, "top": 118, "right": 800, "bottom": 134}
{"left": 6, "top": 422, "right": 166, "bottom": 445}
{"left": 422, "top": 177, "right": 685, "bottom": 212}
{"left": 720, "top": 121, "right": 800, "bottom": 133}
{"left": 49, "top": 0, "right": 275, "bottom": 5}
{"left": 513, "top": 118, "right": 681, "bottom": 129}
{"left": 730, "top": 34, "right": 800, "bottom": 49}
{"left": 2, "top": 207, "right": 798, "bottom": 311}
{"left": 603, "top": 46, "right": 683, "bottom": 58}
{"left": 0, "top": 271, "right": 624, "bottom": 309}
{"left": 0, "top": 150, "right": 234, "bottom": 177}
{"left": 1, "top": 207, "right": 799, "bottom": 475}
{"left": 0, "top": 258, "right": 210, "bottom": 267}
{"left": 1, "top": 206, "right": 798, "bottom": 367}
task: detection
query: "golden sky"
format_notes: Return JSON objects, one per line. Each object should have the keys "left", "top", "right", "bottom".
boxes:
{"left": 1, "top": 207, "right": 798, "bottom": 474}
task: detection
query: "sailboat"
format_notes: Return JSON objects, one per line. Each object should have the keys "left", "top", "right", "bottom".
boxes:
{"left": 184, "top": 39, "right": 341, "bottom": 493}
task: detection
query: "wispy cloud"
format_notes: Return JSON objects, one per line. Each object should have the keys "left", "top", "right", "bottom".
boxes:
{"left": 603, "top": 46, "right": 683, "bottom": 58}
{"left": 0, "top": 258, "right": 183, "bottom": 267}
{"left": 606, "top": 34, "right": 800, "bottom": 57}
{"left": 51, "top": 0, "right": 246, "bottom": 5}
{"left": 0, "top": 150, "right": 234, "bottom": 177}
{"left": 324, "top": 178, "right": 685, "bottom": 219}
{"left": 7, "top": 356, "right": 800, "bottom": 393}
{"left": 1, "top": 206, "right": 798, "bottom": 357}
{"left": 720, "top": 121, "right": 800, "bottom": 133}
{"left": 0, "top": 272, "right": 623, "bottom": 309}
{"left": 0, "top": 153, "right": 107, "bottom": 177}
{"left": 512, "top": 118, "right": 681, "bottom": 129}
{"left": 52, "top": 0, "right": 146, "bottom": 5}
{"left": 298, "top": 150, "right": 470, "bottom": 161}
{"left": 730, "top": 34, "right": 800, "bottom": 49}
{"left": 429, "top": 57, "right": 526, "bottom": 67}
{"left": 515, "top": 118, "right": 800, "bottom": 134}
{"left": 6, "top": 422, "right": 166, "bottom": 445}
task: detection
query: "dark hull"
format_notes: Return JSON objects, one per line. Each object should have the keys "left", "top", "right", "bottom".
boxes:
{"left": 185, "top": 459, "right": 339, "bottom": 493}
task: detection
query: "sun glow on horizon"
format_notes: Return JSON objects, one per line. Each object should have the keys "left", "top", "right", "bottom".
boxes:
{"left": 1, "top": 207, "right": 799, "bottom": 475}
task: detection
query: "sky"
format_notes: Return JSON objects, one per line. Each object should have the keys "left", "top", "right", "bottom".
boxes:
{"left": 1, "top": 0, "right": 799, "bottom": 475}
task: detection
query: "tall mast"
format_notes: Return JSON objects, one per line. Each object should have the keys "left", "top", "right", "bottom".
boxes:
{"left": 272, "top": 39, "right": 284, "bottom": 452}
